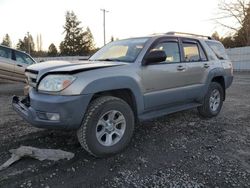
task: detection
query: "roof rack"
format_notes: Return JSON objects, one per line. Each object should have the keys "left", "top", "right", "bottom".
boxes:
{"left": 150, "top": 33, "right": 166, "bottom": 36}
{"left": 166, "top": 31, "right": 214, "bottom": 40}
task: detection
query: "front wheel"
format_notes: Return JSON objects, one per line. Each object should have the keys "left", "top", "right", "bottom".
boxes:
{"left": 198, "top": 82, "right": 224, "bottom": 118}
{"left": 77, "top": 96, "right": 135, "bottom": 157}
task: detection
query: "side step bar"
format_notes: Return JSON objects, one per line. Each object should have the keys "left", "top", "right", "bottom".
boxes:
{"left": 139, "top": 102, "right": 202, "bottom": 122}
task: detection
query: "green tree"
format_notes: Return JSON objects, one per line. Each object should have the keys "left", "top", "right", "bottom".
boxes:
{"left": 60, "top": 11, "right": 84, "bottom": 56}
{"left": 82, "top": 27, "right": 95, "bottom": 55}
{"left": 32, "top": 51, "right": 47, "bottom": 58}
{"left": 60, "top": 11, "right": 96, "bottom": 56}
{"left": 1, "top": 34, "right": 12, "bottom": 47}
{"left": 16, "top": 33, "right": 35, "bottom": 55}
{"left": 48, "top": 43, "right": 58, "bottom": 56}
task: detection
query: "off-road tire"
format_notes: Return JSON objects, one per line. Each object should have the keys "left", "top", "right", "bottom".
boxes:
{"left": 77, "top": 96, "right": 134, "bottom": 157}
{"left": 198, "top": 82, "right": 224, "bottom": 118}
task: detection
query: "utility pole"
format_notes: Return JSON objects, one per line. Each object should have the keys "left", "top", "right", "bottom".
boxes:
{"left": 100, "top": 9, "right": 109, "bottom": 45}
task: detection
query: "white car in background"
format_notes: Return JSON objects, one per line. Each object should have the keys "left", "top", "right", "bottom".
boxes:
{"left": 0, "top": 45, "right": 36, "bottom": 82}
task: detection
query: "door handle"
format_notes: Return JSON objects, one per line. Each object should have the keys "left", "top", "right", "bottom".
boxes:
{"left": 204, "top": 63, "right": 210, "bottom": 68}
{"left": 17, "top": 64, "right": 23, "bottom": 67}
{"left": 177, "top": 65, "right": 185, "bottom": 71}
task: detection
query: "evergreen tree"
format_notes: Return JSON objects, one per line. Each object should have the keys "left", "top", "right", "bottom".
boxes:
{"left": 48, "top": 43, "right": 58, "bottom": 56}
{"left": 1, "top": 34, "right": 12, "bottom": 47}
{"left": 16, "top": 33, "right": 35, "bottom": 55}
{"left": 60, "top": 11, "right": 85, "bottom": 56}
{"left": 82, "top": 27, "right": 95, "bottom": 54}
{"left": 60, "top": 11, "right": 95, "bottom": 56}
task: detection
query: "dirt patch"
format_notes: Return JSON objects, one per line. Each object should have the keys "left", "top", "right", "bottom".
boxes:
{"left": 0, "top": 73, "right": 249, "bottom": 187}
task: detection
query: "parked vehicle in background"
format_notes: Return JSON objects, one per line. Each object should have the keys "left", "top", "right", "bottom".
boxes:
{"left": 12, "top": 32, "right": 233, "bottom": 157}
{"left": 0, "top": 45, "right": 36, "bottom": 82}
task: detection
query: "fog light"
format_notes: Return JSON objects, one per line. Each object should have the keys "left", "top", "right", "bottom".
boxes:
{"left": 46, "top": 113, "right": 60, "bottom": 121}
{"left": 37, "top": 112, "right": 47, "bottom": 120}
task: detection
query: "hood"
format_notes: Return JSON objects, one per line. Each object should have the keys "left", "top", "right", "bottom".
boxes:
{"left": 26, "top": 60, "right": 127, "bottom": 75}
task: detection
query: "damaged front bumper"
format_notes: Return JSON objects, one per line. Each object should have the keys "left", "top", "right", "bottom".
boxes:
{"left": 12, "top": 89, "right": 92, "bottom": 129}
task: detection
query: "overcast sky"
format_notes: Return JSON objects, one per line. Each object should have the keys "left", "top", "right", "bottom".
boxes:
{"left": 0, "top": 0, "right": 230, "bottom": 50}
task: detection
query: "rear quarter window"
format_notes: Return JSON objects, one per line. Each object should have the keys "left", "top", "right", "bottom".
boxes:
{"left": 206, "top": 41, "right": 229, "bottom": 60}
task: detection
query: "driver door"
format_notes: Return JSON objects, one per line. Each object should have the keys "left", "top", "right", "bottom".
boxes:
{"left": 141, "top": 38, "right": 188, "bottom": 110}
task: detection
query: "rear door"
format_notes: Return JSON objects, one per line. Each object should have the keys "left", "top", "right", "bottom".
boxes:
{"left": 13, "top": 51, "right": 35, "bottom": 79}
{"left": 180, "top": 38, "right": 210, "bottom": 99}
{"left": 142, "top": 37, "right": 189, "bottom": 109}
{"left": 0, "top": 46, "right": 15, "bottom": 78}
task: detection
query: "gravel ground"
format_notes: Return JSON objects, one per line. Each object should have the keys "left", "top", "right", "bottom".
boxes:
{"left": 0, "top": 73, "right": 249, "bottom": 188}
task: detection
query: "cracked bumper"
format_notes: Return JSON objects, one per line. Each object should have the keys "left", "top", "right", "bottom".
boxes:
{"left": 12, "top": 89, "right": 92, "bottom": 129}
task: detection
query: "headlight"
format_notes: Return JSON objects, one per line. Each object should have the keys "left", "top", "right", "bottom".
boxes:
{"left": 38, "top": 75, "right": 76, "bottom": 92}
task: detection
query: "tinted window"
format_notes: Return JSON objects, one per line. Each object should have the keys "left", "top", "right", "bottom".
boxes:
{"left": 15, "top": 51, "right": 35, "bottom": 65}
{"left": 0, "top": 46, "right": 12, "bottom": 59}
{"left": 183, "top": 42, "right": 201, "bottom": 62}
{"left": 199, "top": 45, "right": 208, "bottom": 61}
{"left": 206, "top": 41, "right": 229, "bottom": 60}
{"left": 150, "top": 42, "right": 180, "bottom": 63}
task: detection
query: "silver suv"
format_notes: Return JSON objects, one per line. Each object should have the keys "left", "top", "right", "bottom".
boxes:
{"left": 0, "top": 45, "right": 36, "bottom": 82}
{"left": 12, "top": 32, "right": 233, "bottom": 157}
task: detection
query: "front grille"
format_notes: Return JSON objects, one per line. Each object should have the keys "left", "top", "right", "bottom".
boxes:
{"left": 25, "top": 69, "right": 38, "bottom": 88}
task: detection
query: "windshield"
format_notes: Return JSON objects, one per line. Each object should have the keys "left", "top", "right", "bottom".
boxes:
{"left": 90, "top": 37, "right": 149, "bottom": 63}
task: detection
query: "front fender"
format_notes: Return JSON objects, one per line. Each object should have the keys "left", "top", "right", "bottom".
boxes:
{"left": 81, "top": 76, "right": 144, "bottom": 114}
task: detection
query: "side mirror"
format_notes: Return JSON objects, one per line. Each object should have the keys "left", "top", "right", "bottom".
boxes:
{"left": 144, "top": 50, "right": 166, "bottom": 65}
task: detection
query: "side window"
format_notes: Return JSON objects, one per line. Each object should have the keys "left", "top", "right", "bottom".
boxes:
{"left": 150, "top": 41, "right": 181, "bottom": 63}
{"left": 182, "top": 42, "right": 208, "bottom": 62}
{"left": 183, "top": 42, "right": 200, "bottom": 62}
{"left": 15, "top": 51, "right": 34, "bottom": 65}
{"left": 206, "top": 41, "right": 229, "bottom": 60}
{"left": 199, "top": 45, "right": 207, "bottom": 61}
{"left": 0, "top": 46, "right": 12, "bottom": 59}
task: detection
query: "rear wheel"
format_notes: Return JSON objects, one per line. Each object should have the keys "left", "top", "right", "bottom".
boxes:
{"left": 198, "top": 82, "right": 224, "bottom": 118}
{"left": 77, "top": 96, "right": 134, "bottom": 157}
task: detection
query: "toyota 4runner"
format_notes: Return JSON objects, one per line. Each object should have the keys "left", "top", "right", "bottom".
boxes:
{"left": 12, "top": 32, "right": 233, "bottom": 157}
